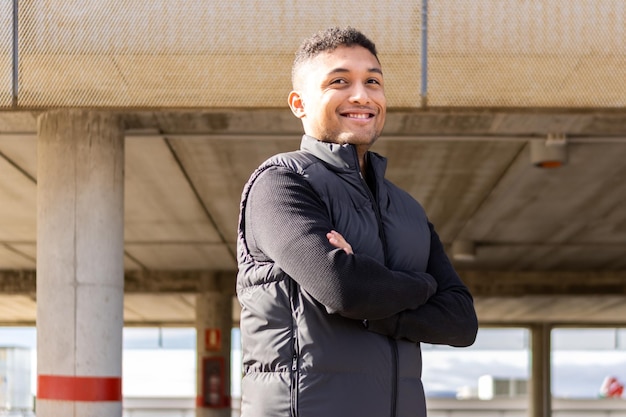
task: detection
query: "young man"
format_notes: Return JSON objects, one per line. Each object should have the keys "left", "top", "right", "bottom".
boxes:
{"left": 236, "top": 27, "right": 478, "bottom": 417}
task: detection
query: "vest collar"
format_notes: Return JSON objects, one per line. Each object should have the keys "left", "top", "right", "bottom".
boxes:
{"left": 299, "top": 134, "right": 388, "bottom": 177}
{"left": 299, "top": 134, "right": 360, "bottom": 172}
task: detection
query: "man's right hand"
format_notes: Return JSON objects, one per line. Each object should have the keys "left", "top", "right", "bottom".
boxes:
{"left": 326, "top": 230, "right": 353, "bottom": 255}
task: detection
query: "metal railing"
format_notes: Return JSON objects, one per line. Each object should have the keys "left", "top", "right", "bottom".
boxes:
{"left": 0, "top": 409, "right": 35, "bottom": 417}
{"left": 116, "top": 397, "right": 626, "bottom": 417}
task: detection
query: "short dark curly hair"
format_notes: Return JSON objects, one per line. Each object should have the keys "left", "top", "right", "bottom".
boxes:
{"left": 291, "top": 26, "right": 379, "bottom": 88}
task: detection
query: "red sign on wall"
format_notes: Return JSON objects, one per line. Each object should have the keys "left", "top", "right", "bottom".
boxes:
{"left": 199, "top": 356, "right": 229, "bottom": 408}
{"left": 204, "top": 328, "right": 222, "bottom": 351}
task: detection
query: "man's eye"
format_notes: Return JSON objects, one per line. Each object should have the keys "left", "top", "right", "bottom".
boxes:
{"left": 368, "top": 78, "right": 381, "bottom": 85}
{"left": 331, "top": 79, "right": 347, "bottom": 85}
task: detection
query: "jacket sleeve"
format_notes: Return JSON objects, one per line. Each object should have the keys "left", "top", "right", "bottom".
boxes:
{"left": 366, "top": 223, "right": 478, "bottom": 347}
{"left": 244, "top": 166, "right": 438, "bottom": 320}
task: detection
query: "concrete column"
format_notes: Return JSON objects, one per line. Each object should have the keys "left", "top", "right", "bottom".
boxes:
{"left": 530, "top": 323, "right": 552, "bottom": 417}
{"left": 36, "top": 110, "right": 124, "bottom": 417}
{"left": 195, "top": 273, "right": 233, "bottom": 417}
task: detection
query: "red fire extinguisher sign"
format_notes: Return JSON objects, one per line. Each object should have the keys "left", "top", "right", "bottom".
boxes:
{"left": 205, "top": 328, "right": 222, "bottom": 351}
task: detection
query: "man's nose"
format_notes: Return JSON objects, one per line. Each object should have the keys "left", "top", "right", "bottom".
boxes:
{"left": 349, "top": 84, "right": 371, "bottom": 104}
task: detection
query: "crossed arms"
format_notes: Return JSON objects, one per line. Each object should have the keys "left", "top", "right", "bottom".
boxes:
{"left": 245, "top": 166, "right": 477, "bottom": 346}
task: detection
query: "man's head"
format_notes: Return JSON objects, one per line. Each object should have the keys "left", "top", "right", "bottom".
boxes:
{"left": 291, "top": 27, "right": 379, "bottom": 89}
{"left": 288, "top": 27, "right": 386, "bottom": 153}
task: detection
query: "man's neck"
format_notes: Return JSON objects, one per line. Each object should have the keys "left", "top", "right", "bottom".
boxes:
{"left": 357, "top": 147, "right": 369, "bottom": 177}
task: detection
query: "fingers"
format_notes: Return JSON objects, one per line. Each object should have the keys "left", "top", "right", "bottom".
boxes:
{"left": 326, "top": 230, "right": 354, "bottom": 255}
{"left": 326, "top": 230, "right": 343, "bottom": 245}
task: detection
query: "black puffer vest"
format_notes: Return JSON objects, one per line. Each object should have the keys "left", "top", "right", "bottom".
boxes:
{"left": 237, "top": 135, "right": 431, "bottom": 417}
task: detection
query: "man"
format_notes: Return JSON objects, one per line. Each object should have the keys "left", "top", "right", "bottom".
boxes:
{"left": 236, "top": 26, "right": 478, "bottom": 417}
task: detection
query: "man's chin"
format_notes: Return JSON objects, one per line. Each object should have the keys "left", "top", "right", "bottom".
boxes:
{"left": 337, "top": 133, "right": 380, "bottom": 146}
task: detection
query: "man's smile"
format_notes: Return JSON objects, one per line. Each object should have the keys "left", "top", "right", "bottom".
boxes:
{"left": 340, "top": 111, "right": 375, "bottom": 119}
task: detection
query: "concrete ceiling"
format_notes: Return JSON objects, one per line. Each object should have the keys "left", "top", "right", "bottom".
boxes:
{"left": 1, "top": 109, "right": 626, "bottom": 327}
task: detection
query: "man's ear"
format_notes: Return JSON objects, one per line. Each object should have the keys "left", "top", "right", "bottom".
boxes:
{"left": 288, "top": 91, "right": 306, "bottom": 119}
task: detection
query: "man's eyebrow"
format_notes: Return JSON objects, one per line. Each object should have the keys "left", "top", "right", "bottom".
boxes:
{"left": 326, "top": 67, "right": 384, "bottom": 76}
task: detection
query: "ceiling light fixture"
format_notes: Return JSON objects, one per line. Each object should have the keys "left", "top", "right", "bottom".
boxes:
{"left": 451, "top": 240, "right": 476, "bottom": 262}
{"left": 530, "top": 133, "right": 568, "bottom": 168}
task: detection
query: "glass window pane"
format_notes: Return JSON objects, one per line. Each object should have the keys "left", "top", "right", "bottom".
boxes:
{"left": 553, "top": 328, "right": 617, "bottom": 350}
{"left": 161, "top": 328, "right": 195, "bottom": 349}
{"left": 552, "top": 327, "right": 626, "bottom": 399}
{"left": 422, "top": 327, "right": 530, "bottom": 399}
{"left": 617, "top": 329, "right": 626, "bottom": 349}
{"left": 123, "top": 327, "right": 160, "bottom": 349}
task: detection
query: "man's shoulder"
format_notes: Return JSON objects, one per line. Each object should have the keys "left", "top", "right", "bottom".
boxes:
{"left": 260, "top": 149, "right": 323, "bottom": 174}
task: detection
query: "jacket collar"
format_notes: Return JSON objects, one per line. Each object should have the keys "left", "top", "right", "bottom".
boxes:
{"left": 300, "top": 134, "right": 358, "bottom": 172}
{"left": 299, "top": 134, "right": 388, "bottom": 175}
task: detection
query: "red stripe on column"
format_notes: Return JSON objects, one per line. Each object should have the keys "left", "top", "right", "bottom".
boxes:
{"left": 37, "top": 375, "right": 122, "bottom": 402}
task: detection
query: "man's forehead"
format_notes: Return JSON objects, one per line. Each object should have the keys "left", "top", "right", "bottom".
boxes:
{"left": 319, "top": 45, "right": 378, "bottom": 61}
{"left": 313, "top": 47, "right": 381, "bottom": 71}
{"left": 293, "top": 46, "right": 382, "bottom": 88}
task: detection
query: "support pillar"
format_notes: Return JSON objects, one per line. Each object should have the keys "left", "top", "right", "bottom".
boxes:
{"left": 36, "top": 110, "right": 124, "bottom": 417}
{"left": 530, "top": 323, "right": 552, "bottom": 417}
{"left": 196, "top": 273, "right": 233, "bottom": 417}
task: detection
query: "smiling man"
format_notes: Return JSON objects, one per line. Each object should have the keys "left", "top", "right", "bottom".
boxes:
{"left": 236, "top": 27, "right": 478, "bottom": 417}
{"left": 288, "top": 39, "right": 386, "bottom": 167}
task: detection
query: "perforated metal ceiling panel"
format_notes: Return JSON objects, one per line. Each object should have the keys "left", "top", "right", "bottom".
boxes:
{"left": 16, "top": 0, "right": 422, "bottom": 108}
{"left": 428, "top": 0, "right": 626, "bottom": 107}
{"left": 10, "top": 0, "right": 626, "bottom": 108}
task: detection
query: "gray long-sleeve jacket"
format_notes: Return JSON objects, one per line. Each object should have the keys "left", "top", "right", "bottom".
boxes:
{"left": 236, "top": 135, "right": 478, "bottom": 417}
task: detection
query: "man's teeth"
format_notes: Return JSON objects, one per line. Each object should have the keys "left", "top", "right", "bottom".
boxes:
{"left": 346, "top": 113, "right": 370, "bottom": 119}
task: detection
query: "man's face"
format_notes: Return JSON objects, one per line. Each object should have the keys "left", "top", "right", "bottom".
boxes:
{"left": 289, "top": 46, "right": 386, "bottom": 150}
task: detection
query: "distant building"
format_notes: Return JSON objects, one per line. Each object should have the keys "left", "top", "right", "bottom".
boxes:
{"left": 477, "top": 375, "right": 528, "bottom": 400}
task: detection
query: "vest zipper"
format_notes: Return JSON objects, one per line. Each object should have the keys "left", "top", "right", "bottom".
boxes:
{"left": 389, "top": 339, "right": 399, "bottom": 417}
{"left": 289, "top": 279, "right": 300, "bottom": 417}
{"left": 358, "top": 170, "right": 389, "bottom": 265}
{"left": 353, "top": 151, "right": 397, "bottom": 416}
{"left": 290, "top": 354, "right": 299, "bottom": 417}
